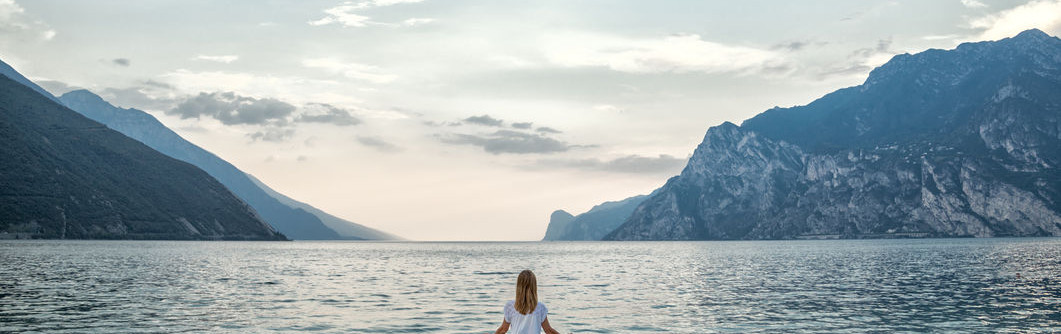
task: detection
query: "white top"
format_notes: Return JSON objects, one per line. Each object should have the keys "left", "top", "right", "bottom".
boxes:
{"left": 503, "top": 300, "right": 548, "bottom": 334}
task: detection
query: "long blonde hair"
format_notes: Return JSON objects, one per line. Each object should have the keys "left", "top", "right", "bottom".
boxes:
{"left": 514, "top": 270, "right": 538, "bottom": 315}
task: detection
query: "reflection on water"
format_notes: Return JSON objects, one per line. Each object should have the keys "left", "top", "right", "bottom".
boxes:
{"left": 0, "top": 239, "right": 1058, "bottom": 333}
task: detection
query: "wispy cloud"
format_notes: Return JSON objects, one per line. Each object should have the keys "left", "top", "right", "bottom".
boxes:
{"left": 970, "top": 0, "right": 1061, "bottom": 40}
{"left": 368, "top": 0, "right": 424, "bottom": 6}
{"left": 402, "top": 18, "right": 435, "bottom": 26}
{"left": 536, "top": 154, "right": 688, "bottom": 175}
{"left": 543, "top": 32, "right": 788, "bottom": 75}
{"left": 194, "top": 55, "right": 239, "bottom": 63}
{"left": 463, "top": 114, "right": 504, "bottom": 127}
{"left": 111, "top": 58, "right": 130, "bottom": 66}
{"left": 961, "top": 0, "right": 988, "bottom": 9}
{"left": 249, "top": 127, "right": 295, "bottom": 143}
{"left": 296, "top": 103, "right": 361, "bottom": 126}
{"left": 302, "top": 58, "right": 397, "bottom": 84}
{"left": 0, "top": 0, "right": 55, "bottom": 44}
{"left": 536, "top": 127, "right": 562, "bottom": 134}
{"left": 817, "top": 38, "right": 895, "bottom": 79}
{"left": 161, "top": 70, "right": 353, "bottom": 106}
{"left": 438, "top": 130, "right": 574, "bottom": 155}
{"left": 168, "top": 91, "right": 295, "bottom": 126}
{"left": 921, "top": 34, "right": 962, "bottom": 41}
{"left": 309, "top": 3, "right": 371, "bottom": 27}
{"left": 36, "top": 79, "right": 81, "bottom": 96}
{"left": 592, "top": 104, "right": 623, "bottom": 113}
{"left": 357, "top": 136, "right": 402, "bottom": 152}
{"left": 309, "top": 0, "right": 428, "bottom": 28}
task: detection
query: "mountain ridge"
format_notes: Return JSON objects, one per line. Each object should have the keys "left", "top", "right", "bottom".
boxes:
{"left": 0, "top": 58, "right": 61, "bottom": 104}
{"left": 542, "top": 194, "right": 648, "bottom": 241}
{"left": 607, "top": 29, "right": 1061, "bottom": 241}
{"left": 0, "top": 66, "right": 285, "bottom": 240}
{"left": 57, "top": 89, "right": 397, "bottom": 240}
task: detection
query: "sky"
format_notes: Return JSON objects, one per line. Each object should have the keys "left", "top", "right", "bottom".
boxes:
{"left": 1, "top": 0, "right": 1059, "bottom": 240}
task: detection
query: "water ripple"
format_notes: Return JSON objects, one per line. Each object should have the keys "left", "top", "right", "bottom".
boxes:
{"left": 0, "top": 238, "right": 1058, "bottom": 333}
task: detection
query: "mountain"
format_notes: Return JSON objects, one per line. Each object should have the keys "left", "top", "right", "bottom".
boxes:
{"left": 542, "top": 210, "right": 575, "bottom": 240}
{"left": 0, "top": 68, "right": 284, "bottom": 240}
{"left": 0, "top": 58, "right": 61, "bottom": 104}
{"left": 607, "top": 29, "right": 1061, "bottom": 240}
{"left": 246, "top": 174, "right": 400, "bottom": 240}
{"left": 542, "top": 195, "right": 647, "bottom": 241}
{"left": 57, "top": 90, "right": 396, "bottom": 240}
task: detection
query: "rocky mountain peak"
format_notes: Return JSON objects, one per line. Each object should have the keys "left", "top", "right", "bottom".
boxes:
{"left": 550, "top": 210, "right": 574, "bottom": 222}
{"left": 1012, "top": 28, "right": 1051, "bottom": 42}
{"left": 608, "top": 29, "right": 1061, "bottom": 241}
{"left": 864, "top": 29, "right": 1061, "bottom": 92}
{"left": 61, "top": 89, "right": 106, "bottom": 102}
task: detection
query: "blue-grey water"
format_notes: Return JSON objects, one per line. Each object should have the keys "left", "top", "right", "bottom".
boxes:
{"left": 0, "top": 239, "right": 1058, "bottom": 333}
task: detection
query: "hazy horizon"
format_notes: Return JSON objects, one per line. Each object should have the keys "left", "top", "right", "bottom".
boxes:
{"left": 2, "top": 0, "right": 1060, "bottom": 240}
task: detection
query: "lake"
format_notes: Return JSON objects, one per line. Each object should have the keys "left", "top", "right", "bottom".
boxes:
{"left": 1, "top": 238, "right": 1058, "bottom": 333}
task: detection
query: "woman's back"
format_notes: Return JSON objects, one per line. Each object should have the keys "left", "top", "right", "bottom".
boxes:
{"left": 503, "top": 300, "right": 548, "bottom": 334}
{"left": 495, "top": 270, "right": 561, "bottom": 334}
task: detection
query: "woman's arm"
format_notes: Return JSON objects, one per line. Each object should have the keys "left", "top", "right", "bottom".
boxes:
{"left": 494, "top": 320, "right": 509, "bottom": 334}
{"left": 541, "top": 317, "right": 560, "bottom": 334}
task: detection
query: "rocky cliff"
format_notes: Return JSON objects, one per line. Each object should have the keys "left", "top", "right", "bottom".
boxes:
{"left": 543, "top": 195, "right": 647, "bottom": 241}
{"left": 606, "top": 29, "right": 1061, "bottom": 240}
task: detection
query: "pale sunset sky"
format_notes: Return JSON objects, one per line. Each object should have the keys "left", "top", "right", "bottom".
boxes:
{"left": 1, "top": 0, "right": 1059, "bottom": 240}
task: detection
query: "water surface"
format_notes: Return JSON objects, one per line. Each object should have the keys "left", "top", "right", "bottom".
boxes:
{"left": 1, "top": 238, "right": 1058, "bottom": 333}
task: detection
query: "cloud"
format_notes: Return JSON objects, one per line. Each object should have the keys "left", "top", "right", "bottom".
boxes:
{"left": 592, "top": 104, "right": 623, "bottom": 112}
{"left": 112, "top": 58, "right": 130, "bottom": 66}
{"left": 194, "top": 55, "right": 239, "bottom": 63}
{"left": 297, "top": 103, "right": 361, "bottom": 126}
{"left": 771, "top": 40, "right": 828, "bottom": 52}
{"left": 249, "top": 127, "right": 295, "bottom": 142}
{"left": 852, "top": 38, "right": 893, "bottom": 58}
{"left": 308, "top": 0, "right": 425, "bottom": 28}
{"left": 970, "top": 0, "right": 1061, "bottom": 40}
{"left": 537, "top": 154, "right": 688, "bottom": 175}
{"left": 544, "top": 32, "right": 788, "bottom": 75}
{"left": 41, "top": 80, "right": 178, "bottom": 111}
{"left": 439, "top": 130, "right": 572, "bottom": 154}
{"left": 0, "top": 0, "right": 55, "bottom": 44}
{"left": 36, "top": 79, "right": 81, "bottom": 96}
{"left": 773, "top": 41, "right": 809, "bottom": 52}
{"left": 357, "top": 136, "right": 402, "bottom": 152}
{"left": 97, "top": 86, "right": 179, "bottom": 111}
{"left": 402, "top": 18, "right": 435, "bottom": 26}
{"left": 309, "top": 2, "right": 372, "bottom": 27}
{"left": 463, "top": 114, "right": 504, "bottom": 127}
{"left": 161, "top": 69, "right": 350, "bottom": 104}
{"left": 422, "top": 120, "right": 462, "bottom": 127}
{"left": 302, "top": 58, "right": 397, "bottom": 84}
{"left": 0, "top": 1, "right": 26, "bottom": 25}
{"left": 921, "top": 34, "right": 962, "bottom": 41}
{"left": 961, "top": 0, "right": 988, "bottom": 8}
{"left": 818, "top": 38, "right": 895, "bottom": 79}
{"left": 536, "top": 127, "right": 562, "bottom": 134}
{"left": 511, "top": 122, "right": 533, "bottom": 129}
{"left": 369, "top": 0, "right": 425, "bottom": 6}
{"left": 169, "top": 91, "right": 295, "bottom": 125}
{"left": 143, "top": 80, "right": 175, "bottom": 90}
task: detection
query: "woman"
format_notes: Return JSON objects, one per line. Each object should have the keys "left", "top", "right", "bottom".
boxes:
{"left": 495, "top": 270, "right": 562, "bottom": 334}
